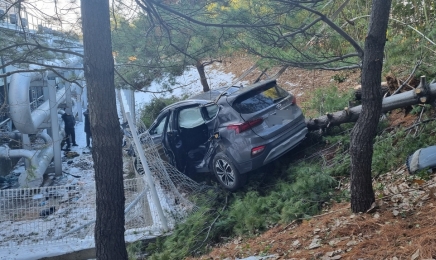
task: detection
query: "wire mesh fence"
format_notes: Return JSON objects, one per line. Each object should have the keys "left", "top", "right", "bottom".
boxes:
{"left": 0, "top": 116, "right": 215, "bottom": 249}
{"left": 0, "top": 177, "right": 162, "bottom": 248}
{"left": 125, "top": 119, "right": 217, "bottom": 223}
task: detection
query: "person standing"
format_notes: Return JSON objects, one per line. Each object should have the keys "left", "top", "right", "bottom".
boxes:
{"left": 83, "top": 109, "right": 92, "bottom": 147}
{"left": 61, "top": 110, "right": 77, "bottom": 151}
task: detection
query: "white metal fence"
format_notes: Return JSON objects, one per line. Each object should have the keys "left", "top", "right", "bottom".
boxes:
{"left": 0, "top": 177, "right": 158, "bottom": 248}
{"left": 0, "top": 124, "right": 214, "bottom": 251}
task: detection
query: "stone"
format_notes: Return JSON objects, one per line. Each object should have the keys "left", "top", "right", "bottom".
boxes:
{"left": 308, "top": 238, "right": 321, "bottom": 249}
{"left": 411, "top": 249, "right": 420, "bottom": 260}
{"left": 292, "top": 240, "right": 301, "bottom": 248}
{"left": 346, "top": 240, "right": 357, "bottom": 246}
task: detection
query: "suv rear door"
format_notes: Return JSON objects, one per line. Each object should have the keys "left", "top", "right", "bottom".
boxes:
{"left": 228, "top": 80, "right": 304, "bottom": 140}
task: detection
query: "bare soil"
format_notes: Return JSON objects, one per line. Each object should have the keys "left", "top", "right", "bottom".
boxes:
{"left": 190, "top": 58, "right": 436, "bottom": 260}
{"left": 214, "top": 55, "right": 361, "bottom": 107}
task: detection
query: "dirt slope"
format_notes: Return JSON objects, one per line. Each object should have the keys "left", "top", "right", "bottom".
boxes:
{"left": 190, "top": 165, "right": 436, "bottom": 259}
{"left": 212, "top": 56, "right": 361, "bottom": 107}
{"left": 191, "top": 58, "right": 436, "bottom": 260}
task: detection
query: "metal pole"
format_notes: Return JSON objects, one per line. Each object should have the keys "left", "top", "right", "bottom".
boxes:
{"left": 125, "top": 111, "right": 169, "bottom": 232}
{"left": 75, "top": 78, "right": 83, "bottom": 122}
{"left": 63, "top": 71, "right": 72, "bottom": 114}
{"left": 22, "top": 134, "right": 30, "bottom": 168}
{"left": 130, "top": 89, "right": 136, "bottom": 122}
{"left": 47, "top": 76, "right": 62, "bottom": 176}
{"left": 1, "top": 56, "right": 9, "bottom": 131}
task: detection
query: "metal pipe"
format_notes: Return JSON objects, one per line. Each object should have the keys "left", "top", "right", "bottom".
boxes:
{"left": 47, "top": 76, "right": 62, "bottom": 175}
{"left": 8, "top": 72, "right": 67, "bottom": 134}
{"left": 8, "top": 55, "right": 83, "bottom": 134}
{"left": 0, "top": 132, "right": 62, "bottom": 187}
{"left": 0, "top": 131, "right": 21, "bottom": 140}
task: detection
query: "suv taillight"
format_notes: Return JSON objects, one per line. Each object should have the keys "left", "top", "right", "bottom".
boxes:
{"left": 291, "top": 95, "right": 296, "bottom": 105}
{"left": 227, "top": 118, "right": 263, "bottom": 134}
{"left": 251, "top": 145, "right": 265, "bottom": 157}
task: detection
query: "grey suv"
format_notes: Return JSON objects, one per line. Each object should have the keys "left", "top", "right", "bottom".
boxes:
{"left": 148, "top": 79, "right": 308, "bottom": 191}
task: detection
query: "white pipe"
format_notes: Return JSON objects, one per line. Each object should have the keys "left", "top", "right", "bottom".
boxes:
{"left": 9, "top": 56, "right": 83, "bottom": 134}
{"left": 0, "top": 132, "right": 60, "bottom": 187}
{"left": 9, "top": 72, "right": 67, "bottom": 134}
{"left": 75, "top": 72, "right": 84, "bottom": 122}
{"left": 48, "top": 77, "right": 62, "bottom": 176}
{"left": 0, "top": 132, "right": 21, "bottom": 141}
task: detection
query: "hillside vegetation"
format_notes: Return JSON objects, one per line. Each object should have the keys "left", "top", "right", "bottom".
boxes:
{"left": 127, "top": 59, "right": 436, "bottom": 260}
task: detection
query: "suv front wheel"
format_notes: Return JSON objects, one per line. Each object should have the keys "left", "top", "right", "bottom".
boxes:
{"left": 212, "top": 152, "right": 246, "bottom": 191}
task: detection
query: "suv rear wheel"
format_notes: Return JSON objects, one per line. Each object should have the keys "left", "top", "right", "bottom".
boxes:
{"left": 212, "top": 152, "right": 246, "bottom": 191}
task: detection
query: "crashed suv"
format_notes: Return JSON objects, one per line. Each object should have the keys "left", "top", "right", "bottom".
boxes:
{"left": 147, "top": 79, "right": 308, "bottom": 190}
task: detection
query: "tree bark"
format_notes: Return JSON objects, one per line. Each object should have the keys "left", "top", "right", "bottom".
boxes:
{"left": 306, "top": 83, "right": 436, "bottom": 131}
{"left": 349, "top": 0, "right": 392, "bottom": 213}
{"left": 81, "top": 1, "right": 128, "bottom": 259}
{"left": 196, "top": 60, "right": 210, "bottom": 92}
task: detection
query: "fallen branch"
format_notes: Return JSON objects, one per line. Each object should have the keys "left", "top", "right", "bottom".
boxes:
{"left": 392, "top": 60, "right": 422, "bottom": 95}
{"left": 404, "top": 118, "right": 436, "bottom": 131}
{"left": 190, "top": 195, "right": 228, "bottom": 255}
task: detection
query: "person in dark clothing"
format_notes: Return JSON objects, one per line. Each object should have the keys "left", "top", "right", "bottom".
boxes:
{"left": 61, "top": 110, "right": 77, "bottom": 151}
{"left": 83, "top": 109, "right": 92, "bottom": 147}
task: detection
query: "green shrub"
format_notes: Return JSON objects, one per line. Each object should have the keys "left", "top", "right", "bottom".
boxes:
{"left": 139, "top": 97, "right": 180, "bottom": 127}
{"left": 372, "top": 119, "right": 436, "bottom": 174}
{"left": 304, "top": 85, "right": 354, "bottom": 118}
{"left": 218, "top": 160, "right": 338, "bottom": 236}
{"left": 145, "top": 206, "right": 217, "bottom": 260}
{"left": 332, "top": 73, "right": 347, "bottom": 83}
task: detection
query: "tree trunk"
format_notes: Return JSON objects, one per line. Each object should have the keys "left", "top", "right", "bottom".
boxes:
{"left": 306, "top": 83, "right": 436, "bottom": 131}
{"left": 349, "top": 0, "right": 392, "bottom": 213}
{"left": 81, "top": 1, "right": 128, "bottom": 259}
{"left": 196, "top": 60, "right": 210, "bottom": 92}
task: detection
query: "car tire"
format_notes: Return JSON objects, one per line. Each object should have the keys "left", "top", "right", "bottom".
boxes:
{"left": 212, "top": 152, "right": 246, "bottom": 191}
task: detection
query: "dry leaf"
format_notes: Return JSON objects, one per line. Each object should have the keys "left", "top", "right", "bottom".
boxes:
{"left": 412, "top": 179, "right": 425, "bottom": 186}
{"left": 429, "top": 187, "right": 436, "bottom": 200}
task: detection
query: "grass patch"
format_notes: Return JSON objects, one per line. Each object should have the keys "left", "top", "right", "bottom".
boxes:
{"left": 372, "top": 118, "right": 436, "bottom": 175}
{"left": 302, "top": 85, "right": 354, "bottom": 118}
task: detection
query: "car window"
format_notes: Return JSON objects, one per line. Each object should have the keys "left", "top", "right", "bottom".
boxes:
{"left": 204, "top": 104, "right": 219, "bottom": 120}
{"left": 232, "top": 84, "right": 289, "bottom": 114}
{"left": 149, "top": 115, "right": 168, "bottom": 135}
{"left": 179, "top": 107, "right": 204, "bottom": 128}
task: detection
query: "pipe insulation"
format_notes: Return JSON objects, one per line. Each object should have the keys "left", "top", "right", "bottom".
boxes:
{"left": 9, "top": 72, "right": 67, "bottom": 134}
{"left": 0, "top": 132, "right": 62, "bottom": 187}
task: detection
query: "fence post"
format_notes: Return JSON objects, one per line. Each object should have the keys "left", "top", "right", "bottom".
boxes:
{"left": 125, "top": 112, "right": 169, "bottom": 232}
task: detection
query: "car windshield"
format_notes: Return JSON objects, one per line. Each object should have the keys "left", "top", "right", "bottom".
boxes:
{"left": 232, "top": 84, "right": 289, "bottom": 114}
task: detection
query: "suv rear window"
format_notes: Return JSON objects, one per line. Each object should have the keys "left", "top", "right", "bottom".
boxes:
{"left": 232, "top": 83, "right": 289, "bottom": 114}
